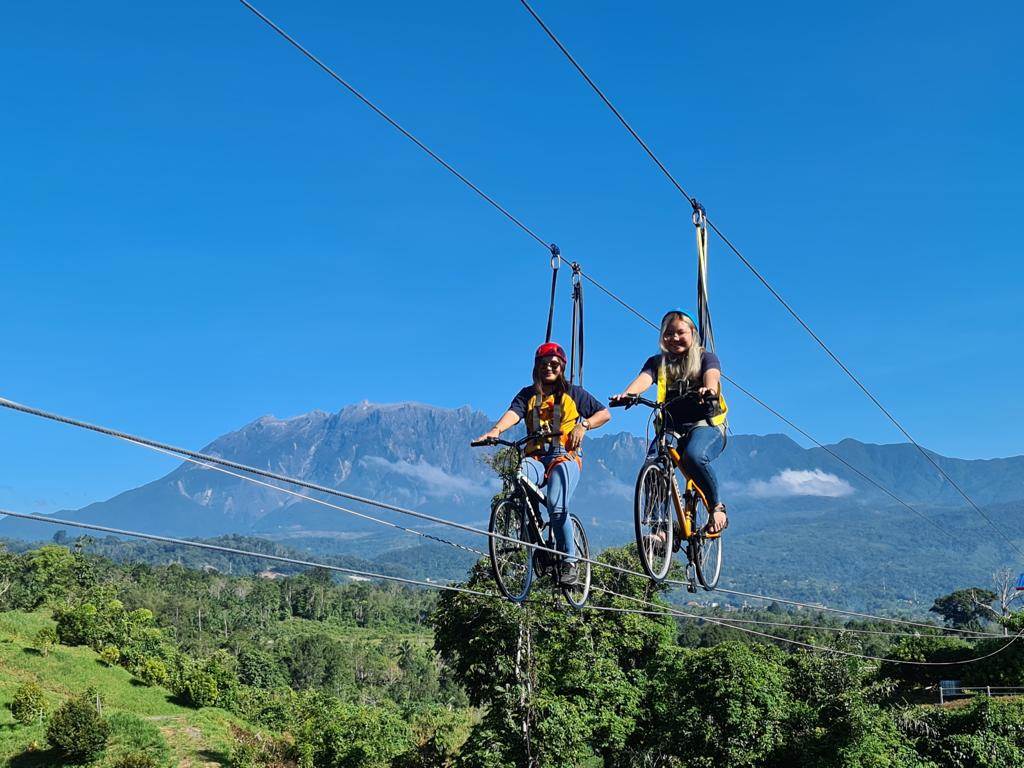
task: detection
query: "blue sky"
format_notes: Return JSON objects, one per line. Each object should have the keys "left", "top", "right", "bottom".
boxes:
{"left": 1, "top": 0, "right": 1021, "bottom": 514}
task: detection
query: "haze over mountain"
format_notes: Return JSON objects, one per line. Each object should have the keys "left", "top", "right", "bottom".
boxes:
{"left": 3, "top": 401, "right": 1022, "bottom": 611}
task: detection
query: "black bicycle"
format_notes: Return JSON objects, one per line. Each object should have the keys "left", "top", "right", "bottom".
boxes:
{"left": 471, "top": 431, "right": 592, "bottom": 608}
{"left": 609, "top": 394, "right": 724, "bottom": 590}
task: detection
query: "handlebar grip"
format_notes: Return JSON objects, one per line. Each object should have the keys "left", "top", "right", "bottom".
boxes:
{"left": 470, "top": 439, "right": 496, "bottom": 447}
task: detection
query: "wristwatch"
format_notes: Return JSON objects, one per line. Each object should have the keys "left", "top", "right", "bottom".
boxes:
{"left": 578, "top": 417, "right": 590, "bottom": 430}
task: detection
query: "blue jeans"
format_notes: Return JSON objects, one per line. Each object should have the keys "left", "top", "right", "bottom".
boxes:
{"left": 521, "top": 452, "right": 581, "bottom": 563}
{"left": 647, "top": 426, "right": 726, "bottom": 509}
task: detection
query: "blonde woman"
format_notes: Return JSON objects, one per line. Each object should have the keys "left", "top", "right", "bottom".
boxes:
{"left": 611, "top": 310, "right": 728, "bottom": 534}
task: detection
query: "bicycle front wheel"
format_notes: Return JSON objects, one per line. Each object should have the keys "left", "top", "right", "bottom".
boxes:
{"left": 489, "top": 497, "right": 533, "bottom": 602}
{"left": 561, "top": 514, "right": 592, "bottom": 609}
{"left": 634, "top": 461, "right": 674, "bottom": 582}
{"left": 690, "top": 492, "right": 723, "bottom": 590}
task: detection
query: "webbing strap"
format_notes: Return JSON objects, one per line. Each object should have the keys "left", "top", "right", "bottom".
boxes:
{"left": 544, "top": 244, "right": 561, "bottom": 343}
{"left": 693, "top": 201, "right": 715, "bottom": 352}
{"left": 569, "top": 263, "right": 584, "bottom": 386}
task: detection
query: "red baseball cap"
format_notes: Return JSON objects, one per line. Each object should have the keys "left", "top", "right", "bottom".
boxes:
{"left": 534, "top": 342, "right": 567, "bottom": 364}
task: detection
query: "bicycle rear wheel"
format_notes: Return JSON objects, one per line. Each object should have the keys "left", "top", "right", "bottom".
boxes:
{"left": 561, "top": 514, "right": 592, "bottom": 609}
{"left": 690, "top": 492, "right": 723, "bottom": 590}
{"left": 634, "top": 461, "right": 674, "bottom": 582}
{"left": 489, "top": 497, "right": 533, "bottom": 602}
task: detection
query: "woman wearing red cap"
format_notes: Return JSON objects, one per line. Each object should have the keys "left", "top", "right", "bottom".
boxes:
{"left": 611, "top": 310, "right": 729, "bottom": 534}
{"left": 474, "top": 342, "right": 611, "bottom": 585}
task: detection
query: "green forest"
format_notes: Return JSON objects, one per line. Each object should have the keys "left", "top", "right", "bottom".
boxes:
{"left": 1, "top": 537, "right": 1023, "bottom": 767}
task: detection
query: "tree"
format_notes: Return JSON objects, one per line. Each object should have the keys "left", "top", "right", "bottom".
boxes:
{"left": 433, "top": 549, "right": 679, "bottom": 768}
{"left": 46, "top": 690, "right": 110, "bottom": 763}
{"left": 10, "top": 681, "right": 48, "bottom": 725}
{"left": 976, "top": 569, "right": 1024, "bottom": 635}
{"left": 930, "top": 588, "right": 998, "bottom": 630}
{"left": 650, "top": 642, "right": 791, "bottom": 768}
{"left": 33, "top": 626, "right": 58, "bottom": 657}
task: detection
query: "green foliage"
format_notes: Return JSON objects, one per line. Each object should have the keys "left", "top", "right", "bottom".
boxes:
{"left": 110, "top": 752, "right": 160, "bottom": 768}
{"left": 45, "top": 689, "right": 110, "bottom": 763}
{"left": 651, "top": 642, "right": 791, "bottom": 768}
{"left": 228, "top": 725, "right": 298, "bottom": 768}
{"left": 10, "top": 680, "right": 48, "bottom": 725}
{"left": 100, "top": 644, "right": 122, "bottom": 666}
{"left": 931, "top": 588, "right": 999, "bottom": 630}
{"left": 135, "top": 656, "right": 170, "bottom": 687}
{"left": 916, "top": 696, "right": 1024, "bottom": 767}
{"left": 33, "top": 625, "right": 58, "bottom": 657}
{"left": 237, "top": 645, "right": 288, "bottom": 689}
{"left": 433, "top": 550, "right": 679, "bottom": 767}
{"left": 292, "top": 694, "right": 413, "bottom": 768}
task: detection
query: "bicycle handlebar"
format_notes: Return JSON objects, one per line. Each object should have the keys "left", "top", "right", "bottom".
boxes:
{"left": 470, "top": 430, "right": 563, "bottom": 449}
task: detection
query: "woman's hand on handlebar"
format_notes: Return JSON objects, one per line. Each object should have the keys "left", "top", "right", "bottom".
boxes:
{"left": 472, "top": 428, "right": 500, "bottom": 446}
{"left": 608, "top": 393, "right": 636, "bottom": 407}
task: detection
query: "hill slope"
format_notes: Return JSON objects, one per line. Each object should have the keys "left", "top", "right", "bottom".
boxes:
{"left": 0, "top": 611, "right": 242, "bottom": 767}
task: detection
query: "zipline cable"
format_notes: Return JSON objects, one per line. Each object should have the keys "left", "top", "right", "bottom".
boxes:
{"left": 237, "top": 0, "right": 550, "bottom": 251}
{"left": 154, "top": 439, "right": 1002, "bottom": 640}
{"left": 141, "top": 442, "right": 487, "bottom": 558}
{"left": 0, "top": 508, "right": 491, "bottom": 598}
{"left": 0, "top": 395, "right": 991, "bottom": 638}
{"left": 0, "top": 507, "right": 1012, "bottom": 663}
{"left": 590, "top": 585, "right": 1024, "bottom": 666}
{"left": 163, "top": 438, "right": 1000, "bottom": 639}
{"left": 234, "top": 1, "right": 958, "bottom": 546}
{"left": 516, "top": 0, "right": 1023, "bottom": 559}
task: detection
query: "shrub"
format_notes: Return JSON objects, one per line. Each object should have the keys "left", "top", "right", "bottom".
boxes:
{"left": 111, "top": 751, "right": 159, "bottom": 768}
{"left": 33, "top": 626, "right": 58, "bottom": 657}
{"left": 46, "top": 691, "right": 110, "bottom": 763}
{"left": 228, "top": 724, "right": 298, "bottom": 768}
{"left": 135, "top": 657, "right": 169, "bottom": 687}
{"left": 100, "top": 644, "right": 122, "bottom": 666}
{"left": 10, "top": 681, "right": 48, "bottom": 725}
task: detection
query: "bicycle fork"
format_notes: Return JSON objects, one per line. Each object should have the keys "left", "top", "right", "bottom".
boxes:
{"left": 666, "top": 472, "right": 700, "bottom": 593}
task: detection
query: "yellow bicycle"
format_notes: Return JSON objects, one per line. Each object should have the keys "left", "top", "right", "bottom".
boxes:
{"left": 610, "top": 394, "right": 723, "bottom": 590}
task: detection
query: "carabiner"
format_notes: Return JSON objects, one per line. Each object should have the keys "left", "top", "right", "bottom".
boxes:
{"left": 691, "top": 199, "right": 707, "bottom": 228}
{"left": 549, "top": 243, "right": 561, "bottom": 270}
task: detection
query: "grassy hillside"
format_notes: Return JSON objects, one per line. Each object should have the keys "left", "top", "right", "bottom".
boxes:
{"left": 0, "top": 611, "right": 242, "bottom": 767}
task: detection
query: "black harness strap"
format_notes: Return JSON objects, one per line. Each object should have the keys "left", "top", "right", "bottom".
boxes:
{"left": 569, "top": 262, "right": 584, "bottom": 387}
{"left": 544, "top": 244, "right": 561, "bottom": 343}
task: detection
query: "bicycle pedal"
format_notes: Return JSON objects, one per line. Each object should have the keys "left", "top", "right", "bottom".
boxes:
{"left": 686, "top": 581, "right": 698, "bottom": 594}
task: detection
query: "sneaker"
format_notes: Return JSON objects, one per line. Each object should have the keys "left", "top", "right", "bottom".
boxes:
{"left": 558, "top": 563, "right": 579, "bottom": 587}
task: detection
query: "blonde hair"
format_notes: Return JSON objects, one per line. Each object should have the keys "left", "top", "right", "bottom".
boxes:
{"left": 659, "top": 311, "right": 703, "bottom": 389}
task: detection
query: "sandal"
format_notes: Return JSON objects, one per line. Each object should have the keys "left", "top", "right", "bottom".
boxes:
{"left": 704, "top": 503, "right": 729, "bottom": 536}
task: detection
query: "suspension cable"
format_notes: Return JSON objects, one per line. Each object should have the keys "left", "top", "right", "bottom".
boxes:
{"left": 142, "top": 442, "right": 486, "bottom": 558}
{"left": 590, "top": 585, "right": 1023, "bottom": 666}
{"left": 0, "top": 395, "right": 993, "bottom": 637}
{"left": 516, "top": 0, "right": 1022, "bottom": 559}
{"left": 1, "top": 507, "right": 1011, "bottom": 662}
{"left": 233, "top": 1, "right": 961, "bottom": 547}
{"left": 158, "top": 435, "right": 1005, "bottom": 639}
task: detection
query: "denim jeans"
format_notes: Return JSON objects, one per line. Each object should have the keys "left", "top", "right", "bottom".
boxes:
{"left": 647, "top": 425, "right": 726, "bottom": 509}
{"left": 520, "top": 451, "right": 581, "bottom": 563}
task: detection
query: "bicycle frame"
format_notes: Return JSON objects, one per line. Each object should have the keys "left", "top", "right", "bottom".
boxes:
{"left": 483, "top": 433, "right": 566, "bottom": 568}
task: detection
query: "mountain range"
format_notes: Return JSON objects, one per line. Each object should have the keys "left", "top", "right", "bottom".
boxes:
{"left": 3, "top": 401, "right": 1022, "bottom": 611}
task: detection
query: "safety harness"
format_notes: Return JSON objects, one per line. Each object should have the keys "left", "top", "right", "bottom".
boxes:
{"left": 655, "top": 201, "right": 728, "bottom": 429}
{"left": 530, "top": 253, "right": 586, "bottom": 471}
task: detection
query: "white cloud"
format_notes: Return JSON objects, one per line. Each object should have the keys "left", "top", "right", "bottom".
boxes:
{"left": 361, "top": 457, "right": 498, "bottom": 498}
{"left": 742, "top": 468, "right": 854, "bottom": 498}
